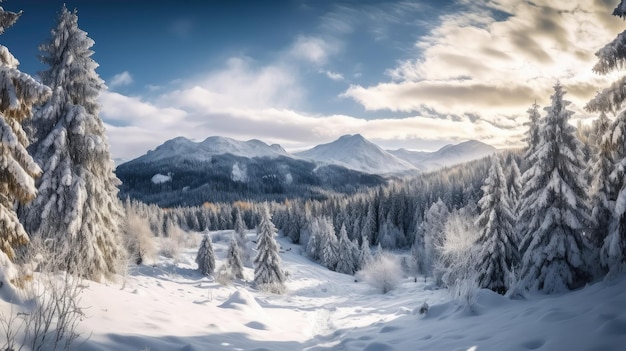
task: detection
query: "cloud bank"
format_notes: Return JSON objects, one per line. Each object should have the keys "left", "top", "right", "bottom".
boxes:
{"left": 100, "top": 0, "right": 623, "bottom": 161}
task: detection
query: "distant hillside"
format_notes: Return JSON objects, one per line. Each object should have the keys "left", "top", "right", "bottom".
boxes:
{"left": 388, "top": 140, "right": 496, "bottom": 171}
{"left": 116, "top": 137, "right": 385, "bottom": 207}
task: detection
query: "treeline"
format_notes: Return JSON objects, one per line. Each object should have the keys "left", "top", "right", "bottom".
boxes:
{"left": 116, "top": 154, "right": 385, "bottom": 207}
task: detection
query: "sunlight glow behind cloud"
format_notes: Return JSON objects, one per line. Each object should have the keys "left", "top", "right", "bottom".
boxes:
{"left": 99, "top": 0, "right": 623, "bottom": 160}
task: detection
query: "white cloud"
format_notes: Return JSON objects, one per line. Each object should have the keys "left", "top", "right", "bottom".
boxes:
{"left": 162, "top": 57, "right": 303, "bottom": 110}
{"left": 343, "top": 0, "right": 622, "bottom": 129}
{"left": 102, "top": 1, "right": 624, "bottom": 161}
{"left": 322, "top": 70, "right": 344, "bottom": 81}
{"left": 289, "top": 36, "right": 339, "bottom": 65}
{"left": 109, "top": 71, "right": 133, "bottom": 88}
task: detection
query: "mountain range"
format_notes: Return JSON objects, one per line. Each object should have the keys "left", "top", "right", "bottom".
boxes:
{"left": 115, "top": 135, "right": 496, "bottom": 206}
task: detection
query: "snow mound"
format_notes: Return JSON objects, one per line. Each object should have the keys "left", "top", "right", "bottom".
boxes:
{"left": 218, "top": 289, "right": 264, "bottom": 315}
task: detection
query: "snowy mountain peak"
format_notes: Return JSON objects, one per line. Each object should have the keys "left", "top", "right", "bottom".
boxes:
{"left": 388, "top": 140, "right": 496, "bottom": 172}
{"left": 295, "top": 134, "right": 417, "bottom": 175}
{"left": 130, "top": 136, "right": 292, "bottom": 164}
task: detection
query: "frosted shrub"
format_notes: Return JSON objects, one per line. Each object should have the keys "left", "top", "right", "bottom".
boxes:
{"left": 435, "top": 208, "right": 479, "bottom": 288}
{"left": 358, "top": 252, "right": 402, "bottom": 294}
{"left": 216, "top": 265, "right": 234, "bottom": 286}
{"left": 123, "top": 211, "right": 157, "bottom": 265}
{"left": 256, "top": 282, "right": 287, "bottom": 294}
{"left": 449, "top": 274, "right": 480, "bottom": 311}
{"left": 161, "top": 224, "right": 186, "bottom": 260}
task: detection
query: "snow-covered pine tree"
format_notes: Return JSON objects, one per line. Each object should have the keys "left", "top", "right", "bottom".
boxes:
{"left": 422, "top": 199, "right": 449, "bottom": 277}
{"left": 524, "top": 102, "right": 542, "bottom": 163}
{"left": 518, "top": 83, "right": 592, "bottom": 293}
{"left": 335, "top": 224, "right": 358, "bottom": 275}
{"left": 357, "top": 235, "right": 372, "bottom": 270}
{"left": 305, "top": 218, "right": 320, "bottom": 261}
{"left": 232, "top": 206, "right": 250, "bottom": 264}
{"left": 585, "top": 0, "right": 626, "bottom": 276}
{"left": 317, "top": 217, "right": 339, "bottom": 270}
{"left": 505, "top": 156, "right": 522, "bottom": 215}
{"left": 233, "top": 206, "right": 247, "bottom": 245}
{"left": 226, "top": 235, "right": 244, "bottom": 279}
{"left": 361, "top": 203, "right": 376, "bottom": 244}
{"left": 20, "top": 5, "right": 125, "bottom": 280}
{"left": 589, "top": 112, "right": 614, "bottom": 249}
{"left": 196, "top": 234, "right": 216, "bottom": 275}
{"left": 475, "top": 156, "right": 519, "bottom": 294}
{"left": 0, "top": 6, "right": 50, "bottom": 266}
{"left": 253, "top": 204, "right": 286, "bottom": 292}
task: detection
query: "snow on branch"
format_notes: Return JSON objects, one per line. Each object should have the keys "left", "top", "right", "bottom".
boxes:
{"left": 585, "top": 76, "right": 626, "bottom": 114}
{"left": 614, "top": 0, "right": 626, "bottom": 19}
{"left": 593, "top": 30, "right": 626, "bottom": 74}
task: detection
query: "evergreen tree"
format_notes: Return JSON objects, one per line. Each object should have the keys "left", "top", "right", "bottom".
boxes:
{"left": 253, "top": 204, "right": 286, "bottom": 292}
{"left": 0, "top": 6, "right": 50, "bottom": 266}
{"left": 357, "top": 235, "right": 372, "bottom": 270}
{"left": 317, "top": 217, "right": 339, "bottom": 270}
{"left": 475, "top": 156, "right": 518, "bottom": 294}
{"left": 589, "top": 112, "right": 614, "bottom": 249}
{"left": 335, "top": 224, "right": 358, "bottom": 275}
{"left": 305, "top": 219, "right": 320, "bottom": 261}
{"left": 233, "top": 206, "right": 249, "bottom": 264}
{"left": 586, "top": 1, "right": 626, "bottom": 276}
{"left": 505, "top": 156, "right": 522, "bottom": 215}
{"left": 196, "top": 234, "right": 216, "bottom": 275}
{"left": 21, "top": 6, "right": 125, "bottom": 279}
{"left": 361, "top": 203, "right": 376, "bottom": 244}
{"left": 422, "top": 199, "right": 449, "bottom": 277}
{"left": 524, "top": 102, "right": 542, "bottom": 162}
{"left": 234, "top": 206, "right": 247, "bottom": 244}
{"left": 226, "top": 235, "right": 244, "bottom": 279}
{"left": 518, "top": 83, "right": 592, "bottom": 293}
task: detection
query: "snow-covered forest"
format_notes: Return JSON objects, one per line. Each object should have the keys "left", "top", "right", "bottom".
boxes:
{"left": 1, "top": 1, "right": 626, "bottom": 350}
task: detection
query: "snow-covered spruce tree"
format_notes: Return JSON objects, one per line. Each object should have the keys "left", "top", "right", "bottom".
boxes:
{"left": 226, "top": 235, "right": 244, "bottom": 279}
{"left": 0, "top": 6, "right": 50, "bottom": 270}
{"left": 585, "top": 1, "right": 626, "bottom": 276}
{"left": 474, "top": 156, "right": 519, "bottom": 294}
{"left": 233, "top": 206, "right": 247, "bottom": 245}
{"left": 317, "top": 217, "right": 339, "bottom": 270}
{"left": 253, "top": 204, "right": 286, "bottom": 293}
{"left": 524, "top": 102, "right": 542, "bottom": 163}
{"left": 232, "top": 206, "right": 250, "bottom": 264}
{"left": 505, "top": 156, "right": 522, "bottom": 215}
{"left": 335, "top": 224, "right": 358, "bottom": 275}
{"left": 518, "top": 83, "right": 592, "bottom": 293}
{"left": 588, "top": 112, "right": 614, "bottom": 249}
{"left": 20, "top": 5, "right": 125, "bottom": 280}
{"left": 422, "top": 199, "right": 449, "bottom": 277}
{"left": 196, "top": 234, "right": 215, "bottom": 275}
{"left": 357, "top": 235, "right": 372, "bottom": 270}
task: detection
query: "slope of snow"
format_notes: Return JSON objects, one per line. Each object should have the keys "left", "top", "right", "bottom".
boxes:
{"left": 295, "top": 134, "right": 417, "bottom": 175}
{"left": 3, "top": 231, "right": 623, "bottom": 351}
{"left": 151, "top": 173, "right": 172, "bottom": 184}
{"left": 389, "top": 140, "right": 497, "bottom": 172}
{"left": 133, "top": 136, "right": 291, "bottom": 164}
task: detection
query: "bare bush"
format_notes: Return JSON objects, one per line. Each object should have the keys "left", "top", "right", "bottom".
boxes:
{"left": 1, "top": 238, "right": 87, "bottom": 350}
{"left": 215, "top": 265, "right": 234, "bottom": 286}
{"left": 357, "top": 252, "right": 402, "bottom": 294}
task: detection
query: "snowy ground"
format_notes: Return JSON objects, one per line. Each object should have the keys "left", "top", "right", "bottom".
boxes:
{"left": 7, "top": 230, "right": 626, "bottom": 351}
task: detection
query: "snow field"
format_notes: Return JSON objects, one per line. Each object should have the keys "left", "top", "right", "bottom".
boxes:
{"left": 18, "top": 230, "right": 626, "bottom": 351}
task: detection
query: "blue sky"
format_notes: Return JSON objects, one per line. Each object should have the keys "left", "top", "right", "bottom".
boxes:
{"left": 2, "top": 0, "right": 623, "bottom": 160}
